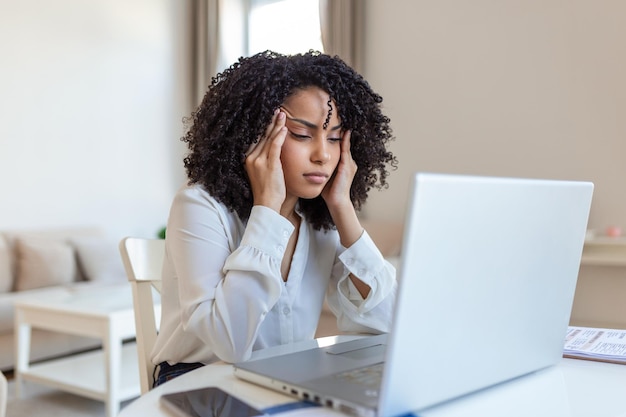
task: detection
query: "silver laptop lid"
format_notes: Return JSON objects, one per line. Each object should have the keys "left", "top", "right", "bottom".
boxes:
{"left": 378, "top": 173, "right": 593, "bottom": 416}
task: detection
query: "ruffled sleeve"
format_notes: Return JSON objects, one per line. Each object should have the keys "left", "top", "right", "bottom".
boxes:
{"left": 325, "top": 230, "right": 397, "bottom": 334}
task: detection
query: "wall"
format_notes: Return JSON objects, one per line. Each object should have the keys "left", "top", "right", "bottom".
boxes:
{"left": 0, "top": 0, "right": 190, "bottom": 240}
{"left": 1, "top": 0, "right": 624, "bottom": 325}
{"left": 361, "top": 0, "right": 626, "bottom": 234}
{"left": 361, "top": 0, "right": 626, "bottom": 328}
{"left": 5, "top": 1, "right": 623, "bottom": 239}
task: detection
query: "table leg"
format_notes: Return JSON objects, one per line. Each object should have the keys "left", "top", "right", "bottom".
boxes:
{"left": 103, "top": 323, "right": 123, "bottom": 417}
{"left": 14, "top": 310, "right": 32, "bottom": 399}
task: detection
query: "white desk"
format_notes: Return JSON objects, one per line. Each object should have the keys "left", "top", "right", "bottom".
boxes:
{"left": 119, "top": 335, "right": 626, "bottom": 417}
{"left": 14, "top": 284, "right": 140, "bottom": 417}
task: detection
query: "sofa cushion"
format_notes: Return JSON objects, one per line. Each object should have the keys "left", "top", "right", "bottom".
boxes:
{"left": 70, "top": 236, "right": 126, "bottom": 284}
{"left": 14, "top": 238, "right": 78, "bottom": 291}
{"left": 3, "top": 228, "right": 104, "bottom": 284}
{"left": 0, "top": 235, "right": 12, "bottom": 293}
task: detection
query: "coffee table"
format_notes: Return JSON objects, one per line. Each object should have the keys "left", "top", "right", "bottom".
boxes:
{"left": 14, "top": 283, "right": 141, "bottom": 417}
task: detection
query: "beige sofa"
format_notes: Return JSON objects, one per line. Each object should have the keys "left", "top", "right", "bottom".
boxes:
{"left": 0, "top": 227, "right": 128, "bottom": 371}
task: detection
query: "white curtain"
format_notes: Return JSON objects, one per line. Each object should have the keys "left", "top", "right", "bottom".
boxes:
{"left": 192, "top": 0, "right": 247, "bottom": 107}
{"left": 318, "top": 0, "right": 365, "bottom": 72}
{"left": 191, "top": 0, "right": 215, "bottom": 107}
{"left": 192, "top": 0, "right": 357, "bottom": 106}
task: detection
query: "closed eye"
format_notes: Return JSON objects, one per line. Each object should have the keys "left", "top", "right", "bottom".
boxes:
{"left": 289, "top": 130, "right": 310, "bottom": 140}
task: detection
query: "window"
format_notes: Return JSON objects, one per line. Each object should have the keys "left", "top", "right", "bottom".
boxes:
{"left": 247, "top": 0, "right": 323, "bottom": 56}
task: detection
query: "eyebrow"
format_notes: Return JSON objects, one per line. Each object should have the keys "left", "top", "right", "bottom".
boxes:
{"left": 286, "top": 116, "right": 342, "bottom": 131}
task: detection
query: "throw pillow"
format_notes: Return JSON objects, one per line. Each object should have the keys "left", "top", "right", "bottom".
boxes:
{"left": 15, "top": 238, "right": 77, "bottom": 291}
{"left": 70, "top": 236, "right": 126, "bottom": 284}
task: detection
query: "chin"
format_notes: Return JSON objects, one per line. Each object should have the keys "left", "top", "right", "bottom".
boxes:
{"left": 298, "top": 192, "right": 323, "bottom": 200}
{"left": 288, "top": 182, "right": 327, "bottom": 200}
{"left": 295, "top": 188, "right": 324, "bottom": 200}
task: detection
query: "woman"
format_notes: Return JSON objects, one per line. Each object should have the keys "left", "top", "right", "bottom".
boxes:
{"left": 152, "top": 50, "right": 398, "bottom": 386}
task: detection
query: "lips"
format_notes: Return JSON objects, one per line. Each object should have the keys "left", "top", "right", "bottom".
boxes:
{"left": 303, "top": 172, "right": 329, "bottom": 184}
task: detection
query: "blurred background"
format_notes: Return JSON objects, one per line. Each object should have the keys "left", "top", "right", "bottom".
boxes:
{"left": 1, "top": 0, "right": 624, "bottom": 240}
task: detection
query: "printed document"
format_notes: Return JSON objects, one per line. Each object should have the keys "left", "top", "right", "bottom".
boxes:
{"left": 564, "top": 326, "right": 626, "bottom": 364}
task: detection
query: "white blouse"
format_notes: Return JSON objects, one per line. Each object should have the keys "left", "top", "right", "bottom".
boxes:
{"left": 151, "top": 183, "right": 397, "bottom": 365}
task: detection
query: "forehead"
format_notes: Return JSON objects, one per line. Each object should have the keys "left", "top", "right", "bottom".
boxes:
{"left": 282, "top": 87, "right": 341, "bottom": 126}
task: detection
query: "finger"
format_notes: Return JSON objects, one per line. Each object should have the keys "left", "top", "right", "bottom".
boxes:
{"left": 340, "top": 130, "right": 354, "bottom": 165}
{"left": 246, "top": 109, "right": 281, "bottom": 159}
{"left": 342, "top": 130, "right": 352, "bottom": 154}
{"left": 260, "top": 110, "right": 286, "bottom": 149}
{"left": 267, "top": 125, "right": 288, "bottom": 163}
{"left": 256, "top": 111, "right": 285, "bottom": 158}
{"left": 245, "top": 139, "right": 261, "bottom": 158}
{"left": 268, "top": 111, "right": 286, "bottom": 141}
{"left": 257, "top": 110, "right": 281, "bottom": 154}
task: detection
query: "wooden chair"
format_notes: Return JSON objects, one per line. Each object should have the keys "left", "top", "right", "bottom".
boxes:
{"left": 119, "top": 237, "right": 164, "bottom": 394}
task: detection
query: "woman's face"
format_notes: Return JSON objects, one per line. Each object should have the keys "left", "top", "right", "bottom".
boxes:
{"left": 279, "top": 87, "right": 342, "bottom": 200}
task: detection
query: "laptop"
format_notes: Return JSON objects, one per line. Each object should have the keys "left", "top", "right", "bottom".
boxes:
{"left": 233, "top": 172, "right": 594, "bottom": 417}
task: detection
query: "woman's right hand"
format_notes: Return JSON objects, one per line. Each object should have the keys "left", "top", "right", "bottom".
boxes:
{"left": 244, "top": 109, "right": 288, "bottom": 213}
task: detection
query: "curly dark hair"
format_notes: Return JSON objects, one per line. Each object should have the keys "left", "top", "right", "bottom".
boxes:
{"left": 183, "top": 50, "right": 397, "bottom": 230}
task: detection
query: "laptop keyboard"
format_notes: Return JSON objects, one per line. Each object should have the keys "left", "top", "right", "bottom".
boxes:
{"left": 334, "top": 363, "right": 384, "bottom": 388}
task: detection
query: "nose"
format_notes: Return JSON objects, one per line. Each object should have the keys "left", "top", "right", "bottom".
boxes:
{"left": 311, "top": 138, "right": 331, "bottom": 164}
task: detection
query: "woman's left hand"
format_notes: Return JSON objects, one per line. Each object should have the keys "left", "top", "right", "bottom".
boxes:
{"left": 322, "top": 130, "right": 370, "bottom": 298}
{"left": 321, "top": 130, "right": 357, "bottom": 210}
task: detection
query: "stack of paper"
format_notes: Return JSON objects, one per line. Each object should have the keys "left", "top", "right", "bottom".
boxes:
{"left": 564, "top": 326, "right": 626, "bottom": 364}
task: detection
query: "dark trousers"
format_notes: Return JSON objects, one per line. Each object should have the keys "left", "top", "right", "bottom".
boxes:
{"left": 154, "top": 361, "right": 205, "bottom": 388}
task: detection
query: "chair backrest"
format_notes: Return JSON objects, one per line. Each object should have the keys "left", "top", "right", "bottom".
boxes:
{"left": 0, "top": 370, "right": 7, "bottom": 417}
{"left": 119, "top": 237, "right": 164, "bottom": 394}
